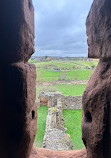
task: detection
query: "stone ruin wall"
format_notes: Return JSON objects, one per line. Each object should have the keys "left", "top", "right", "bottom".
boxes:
{"left": 43, "top": 99, "right": 73, "bottom": 151}
{"left": 39, "top": 92, "right": 82, "bottom": 109}
{"left": 0, "top": 0, "right": 111, "bottom": 158}
{"left": 64, "top": 95, "right": 82, "bottom": 109}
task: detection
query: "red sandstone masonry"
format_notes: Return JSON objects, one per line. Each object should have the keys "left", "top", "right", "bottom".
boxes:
{"left": 0, "top": 0, "right": 37, "bottom": 158}
{"left": 86, "top": 0, "right": 111, "bottom": 59}
{"left": 82, "top": 59, "right": 111, "bottom": 158}
{"left": 0, "top": 63, "right": 37, "bottom": 158}
{"left": 30, "top": 147, "right": 87, "bottom": 158}
{"left": 84, "top": 0, "right": 111, "bottom": 157}
{"left": 0, "top": 0, "right": 34, "bottom": 64}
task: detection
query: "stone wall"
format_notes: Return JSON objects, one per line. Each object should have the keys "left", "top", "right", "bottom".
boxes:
{"left": 64, "top": 95, "right": 82, "bottom": 109}
{"left": 0, "top": 1, "right": 37, "bottom": 158}
{"left": 39, "top": 92, "right": 82, "bottom": 109}
{"left": 82, "top": 0, "right": 111, "bottom": 157}
{"left": 43, "top": 99, "right": 73, "bottom": 150}
{"left": 39, "top": 91, "right": 64, "bottom": 107}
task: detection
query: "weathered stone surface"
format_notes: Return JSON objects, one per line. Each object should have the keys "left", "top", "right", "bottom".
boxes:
{"left": 45, "top": 108, "right": 58, "bottom": 130}
{"left": 39, "top": 92, "right": 63, "bottom": 108}
{"left": 0, "top": 62, "right": 37, "bottom": 158}
{"left": 43, "top": 99, "right": 73, "bottom": 150}
{"left": 30, "top": 147, "right": 87, "bottom": 158}
{"left": 64, "top": 95, "right": 82, "bottom": 109}
{"left": 86, "top": 0, "right": 111, "bottom": 58}
{"left": 39, "top": 92, "right": 82, "bottom": 109}
{"left": 40, "top": 97, "right": 48, "bottom": 106}
{"left": 44, "top": 103, "right": 64, "bottom": 131}
{"left": 0, "top": 0, "right": 34, "bottom": 64}
{"left": 82, "top": 59, "right": 111, "bottom": 158}
{"left": 43, "top": 129, "right": 73, "bottom": 151}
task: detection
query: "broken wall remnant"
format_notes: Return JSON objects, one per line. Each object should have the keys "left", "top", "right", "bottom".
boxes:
{"left": 39, "top": 92, "right": 82, "bottom": 109}
{"left": 0, "top": 0, "right": 37, "bottom": 158}
{"left": 39, "top": 92, "right": 64, "bottom": 108}
{"left": 64, "top": 95, "right": 82, "bottom": 109}
{"left": 43, "top": 99, "right": 73, "bottom": 151}
{"left": 82, "top": 0, "right": 111, "bottom": 158}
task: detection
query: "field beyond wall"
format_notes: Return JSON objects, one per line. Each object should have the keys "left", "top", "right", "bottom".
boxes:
{"left": 29, "top": 57, "right": 98, "bottom": 150}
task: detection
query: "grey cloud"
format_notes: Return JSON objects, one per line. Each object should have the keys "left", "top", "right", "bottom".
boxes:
{"left": 33, "top": 0, "right": 93, "bottom": 57}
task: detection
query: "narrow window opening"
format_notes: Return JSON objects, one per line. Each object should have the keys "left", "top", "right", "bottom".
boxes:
{"left": 32, "top": 110, "right": 35, "bottom": 119}
{"left": 31, "top": 0, "right": 95, "bottom": 151}
{"left": 85, "top": 111, "right": 92, "bottom": 123}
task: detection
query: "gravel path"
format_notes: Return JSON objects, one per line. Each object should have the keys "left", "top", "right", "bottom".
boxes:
{"left": 37, "top": 79, "right": 89, "bottom": 86}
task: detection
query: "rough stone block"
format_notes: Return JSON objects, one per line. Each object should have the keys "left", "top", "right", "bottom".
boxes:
{"left": 0, "top": 62, "right": 37, "bottom": 158}
{"left": 30, "top": 147, "right": 87, "bottom": 158}
{"left": 82, "top": 59, "right": 111, "bottom": 158}
{"left": 43, "top": 129, "right": 73, "bottom": 151}
{"left": 0, "top": 0, "right": 34, "bottom": 64}
{"left": 86, "top": 0, "right": 111, "bottom": 59}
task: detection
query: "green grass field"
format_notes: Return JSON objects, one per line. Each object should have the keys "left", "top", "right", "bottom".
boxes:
{"left": 29, "top": 59, "right": 98, "bottom": 81}
{"left": 34, "top": 106, "right": 48, "bottom": 147}
{"left": 73, "top": 60, "right": 98, "bottom": 67}
{"left": 37, "top": 68, "right": 93, "bottom": 81}
{"left": 37, "top": 68, "right": 61, "bottom": 81}
{"left": 30, "top": 60, "right": 98, "bottom": 70}
{"left": 63, "top": 109, "right": 84, "bottom": 150}
{"left": 54, "top": 84, "right": 86, "bottom": 95}
{"left": 36, "top": 84, "right": 86, "bottom": 96}
{"left": 31, "top": 59, "right": 97, "bottom": 150}
{"left": 34, "top": 106, "right": 84, "bottom": 150}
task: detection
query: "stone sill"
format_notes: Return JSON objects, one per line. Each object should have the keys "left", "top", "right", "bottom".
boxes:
{"left": 30, "top": 147, "right": 87, "bottom": 158}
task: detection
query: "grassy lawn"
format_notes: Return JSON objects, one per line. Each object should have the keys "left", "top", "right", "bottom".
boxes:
{"left": 34, "top": 105, "right": 48, "bottom": 147}
{"left": 37, "top": 68, "right": 93, "bottom": 81}
{"left": 63, "top": 109, "right": 84, "bottom": 150}
{"left": 36, "top": 84, "right": 86, "bottom": 96}
{"left": 67, "top": 69, "right": 93, "bottom": 80}
{"left": 32, "top": 60, "right": 98, "bottom": 70}
{"left": 37, "top": 68, "right": 61, "bottom": 81}
{"left": 34, "top": 106, "right": 84, "bottom": 150}
{"left": 73, "top": 60, "right": 98, "bottom": 67}
{"left": 32, "top": 59, "right": 93, "bottom": 149}
{"left": 54, "top": 84, "right": 86, "bottom": 95}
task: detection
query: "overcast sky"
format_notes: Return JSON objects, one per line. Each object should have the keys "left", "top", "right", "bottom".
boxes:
{"left": 33, "top": 0, "right": 93, "bottom": 57}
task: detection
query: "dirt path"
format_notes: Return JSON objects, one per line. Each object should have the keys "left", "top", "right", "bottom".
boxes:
{"left": 37, "top": 79, "right": 89, "bottom": 86}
